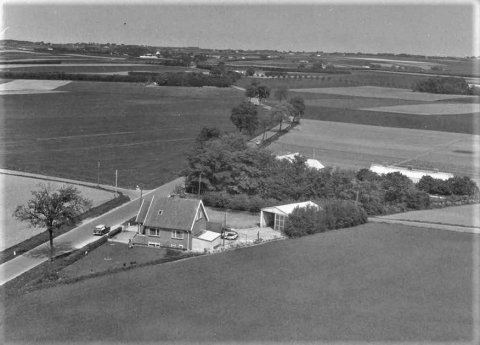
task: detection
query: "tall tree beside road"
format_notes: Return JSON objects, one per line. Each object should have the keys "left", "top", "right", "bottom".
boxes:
{"left": 231, "top": 101, "right": 259, "bottom": 135}
{"left": 274, "top": 86, "right": 289, "bottom": 102}
{"left": 14, "top": 184, "right": 92, "bottom": 261}
{"left": 288, "top": 96, "right": 306, "bottom": 123}
{"left": 270, "top": 103, "right": 295, "bottom": 131}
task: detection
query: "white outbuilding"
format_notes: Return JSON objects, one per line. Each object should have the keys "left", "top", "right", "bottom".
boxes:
{"left": 260, "top": 201, "right": 319, "bottom": 232}
{"left": 369, "top": 163, "right": 454, "bottom": 183}
{"left": 276, "top": 153, "right": 324, "bottom": 170}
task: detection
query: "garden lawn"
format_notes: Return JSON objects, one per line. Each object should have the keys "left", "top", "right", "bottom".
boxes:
{"left": 2, "top": 223, "right": 475, "bottom": 342}
{"left": 58, "top": 242, "right": 168, "bottom": 279}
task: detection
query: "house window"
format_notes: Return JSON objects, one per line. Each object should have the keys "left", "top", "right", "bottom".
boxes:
{"left": 195, "top": 210, "right": 203, "bottom": 221}
{"left": 171, "top": 230, "right": 184, "bottom": 239}
{"left": 274, "top": 214, "right": 285, "bottom": 231}
{"left": 149, "top": 228, "right": 160, "bottom": 237}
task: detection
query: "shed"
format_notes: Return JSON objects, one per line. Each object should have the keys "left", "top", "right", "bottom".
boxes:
{"left": 260, "top": 201, "right": 319, "bottom": 231}
{"left": 192, "top": 230, "right": 221, "bottom": 252}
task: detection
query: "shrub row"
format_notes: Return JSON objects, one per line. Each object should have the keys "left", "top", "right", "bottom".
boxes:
{"left": 413, "top": 77, "right": 473, "bottom": 95}
{"left": 417, "top": 175, "right": 479, "bottom": 196}
{"left": 283, "top": 200, "right": 367, "bottom": 238}
{"left": 202, "top": 191, "right": 281, "bottom": 213}
{"left": 0, "top": 70, "right": 239, "bottom": 87}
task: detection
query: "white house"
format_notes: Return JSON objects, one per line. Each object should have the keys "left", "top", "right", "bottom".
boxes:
{"left": 369, "top": 163, "right": 454, "bottom": 183}
{"left": 260, "top": 201, "right": 319, "bottom": 231}
{"left": 276, "top": 153, "right": 324, "bottom": 170}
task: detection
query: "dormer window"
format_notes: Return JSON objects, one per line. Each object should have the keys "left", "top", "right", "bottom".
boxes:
{"left": 158, "top": 210, "right": 163, "bottom": 215}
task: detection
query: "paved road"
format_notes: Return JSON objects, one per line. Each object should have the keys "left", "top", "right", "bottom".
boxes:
{"left": 0, "top": 177, "right": 184, "bottom": 286}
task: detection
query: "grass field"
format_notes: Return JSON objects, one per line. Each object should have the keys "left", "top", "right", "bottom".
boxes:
{"left": 59, "top": 242, "right": 169, "bottom": 279}
{"left": 378, "top": 204, "right": 480, "bottom": 228}
{"left": 3, "top": 223, "right": 475, "bottom": 342}
{"left": 0, "top": 80, "right": 244, "bottom": 189}
{"left": 0, "top": 174, "right": 115, "bottom": 251}
{"left": 268, "top": 119, "right": 479, "bottom": 180}
{"left": 361, "top": 102, "right": 480, "bottom": 115}
{"left": 292, "top": 85, "right": 476, "bottom": 101}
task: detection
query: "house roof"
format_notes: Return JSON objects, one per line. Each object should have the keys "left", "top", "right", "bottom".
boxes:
{"left": 276, "top": 153, "right": 324, "bottom": 170}
{"left": 369, "top": 164, "right": 454, "bottom": 183}
{"left": 136, "top": 197, "right": 208, "bottom": 231}
{"left": 261, "top": 201, "right": 319, "bottom": 216}
{"left": 135, "top": 199, "right": 151, "bottom": 224}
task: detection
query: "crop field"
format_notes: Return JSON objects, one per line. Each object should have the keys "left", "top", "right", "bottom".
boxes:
{"left": 3, "top": 222, "right": 474, "bottom": 342}
{"left": 0, "top": 63, "right": 194, "bottom": 74}
{"left": 0, "top": 174, "right": 115, "bottom": 251}
{"left": 0, "top": 79, "right": 72, "bottom": 95}
{"left": 378, "top": 204, "right": 480, "bottom": 229}
{"left": 292, "top": 86, "right": 476, "bottom": 101}
{"left": 268, "top": 119, "right": 479, "bottom": 180}
{"left": 362, "top": 102, "right": 480, "bottom": 115}
{"left": 282, "top": 84, "right": 479, "bottom": 134}
{"left": 0, "top": 80, "right": 244, "bottom": 189}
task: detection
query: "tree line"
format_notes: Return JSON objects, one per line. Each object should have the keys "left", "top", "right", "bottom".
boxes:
{"left": 184, "top": 131, "right": 479, "bottom": 220}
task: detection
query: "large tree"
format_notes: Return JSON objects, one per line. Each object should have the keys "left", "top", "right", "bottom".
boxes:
{"left": 14, "top": 184, "right": 92, "bottom": 261}
{"left": 230, "top": 101, "right": 259, "bottom": 135}
{"left": 288, "top": 96, "right": 306, "bottom": 123}
{"left": 245, "top": 82, "right": 270, "bottom": 103}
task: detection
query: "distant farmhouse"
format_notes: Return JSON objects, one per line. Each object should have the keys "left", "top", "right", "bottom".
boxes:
{"left": 133, "top": 196, "right": 221, "bottom": 251}
{"left": 369, "top": 163, "right": 454, "bottom": 183}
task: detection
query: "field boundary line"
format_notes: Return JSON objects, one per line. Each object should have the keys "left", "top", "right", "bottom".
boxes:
{"left": 369, "top": 217, "right": 480, "bottom": 234}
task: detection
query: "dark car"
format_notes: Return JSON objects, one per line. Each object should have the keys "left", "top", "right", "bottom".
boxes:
{"left": 221, "top": 229, "right": 238, "bottom": 240}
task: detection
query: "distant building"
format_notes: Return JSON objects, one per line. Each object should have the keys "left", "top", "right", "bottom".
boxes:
{"left": 369, "top": 163, "right": 454, "bottom": 183}
{"left": 260, "top": 201, "right": 319, "bottom": 231}
{"left": 276, "top": 153, "right": 324, "bottom": 170}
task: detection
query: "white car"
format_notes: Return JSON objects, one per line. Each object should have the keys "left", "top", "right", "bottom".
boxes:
{"left": 93, "top": 224, "right": 110, "bottom": 236}
{"left": 221, "top": 229, "right": 238, "bottom": 241}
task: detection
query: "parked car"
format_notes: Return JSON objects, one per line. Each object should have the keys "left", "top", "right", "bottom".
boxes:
{"left": 93, "top": 224, "right": 110, "bottom": 236}
{"left": 221, "top": 229, "right": 238, "bottom": 240}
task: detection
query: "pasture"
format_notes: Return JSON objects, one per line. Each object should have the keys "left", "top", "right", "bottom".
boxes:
{"left": 3, "top": 223, "right": 474, "bottom": 342}
{"left": 0, "top": 80, "right": 244, "bottom": 189}
{"left": 0, "top": 174, "right": 115, "bottom": 251}
{"left": 378, "top": 204, "right": 480, "bottom": 229}
{"left": 268, "top": 119, "right": 479, "bottom": 180}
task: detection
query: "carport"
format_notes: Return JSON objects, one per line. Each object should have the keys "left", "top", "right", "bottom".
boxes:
{"left": 260, "top": 201, "right": 319, "bottom": 231}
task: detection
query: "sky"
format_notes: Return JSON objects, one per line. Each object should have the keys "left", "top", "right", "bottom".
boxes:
{"left": 1, "top": 0, "right": 478, "bottom": 57}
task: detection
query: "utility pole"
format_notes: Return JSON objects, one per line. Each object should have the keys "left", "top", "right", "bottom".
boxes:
{"left": 115, "top": 169, "right": 118, "bottom": 198}
{"left": 97, "top": 161, "right": 100, "bottom": 185}
{"left": 198, "top": 172, "right": 202, "bottom": 197}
